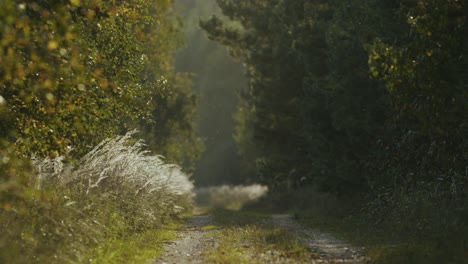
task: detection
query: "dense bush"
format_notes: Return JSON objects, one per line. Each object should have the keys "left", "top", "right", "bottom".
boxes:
{"left": 0, "top": 1, "right": 201, "bottom": 261}
{"left": 0, "top": 0, "right": 201, "bottom": 206}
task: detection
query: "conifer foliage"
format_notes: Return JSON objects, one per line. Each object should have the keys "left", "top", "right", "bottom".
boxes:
{"left": 202, "top": 4, "right": 468, "bottom": 259}
{"left": 202, "top": 0, "right": 467, "bottom": 196}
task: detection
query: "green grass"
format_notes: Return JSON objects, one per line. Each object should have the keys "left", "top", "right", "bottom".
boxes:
{"left": 0, "top": 187, "right": 190, "bottom": 264}
{"left": 204, "top": 210, "right": 317, "bottom": 264}
{"left": 88, "top": 225, "right": 177, "bottom": 264}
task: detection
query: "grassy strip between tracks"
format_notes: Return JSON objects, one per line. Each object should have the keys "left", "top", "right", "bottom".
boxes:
{"left": 204, "top": 210, "right": 318, "bottom": 264}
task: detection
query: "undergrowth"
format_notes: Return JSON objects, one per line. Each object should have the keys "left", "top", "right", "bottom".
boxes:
{"left": 0, "top": 132, "right": 193, "bottom": 263}
{"left": 289, "top": 185, "right": 468, "bottom": 264}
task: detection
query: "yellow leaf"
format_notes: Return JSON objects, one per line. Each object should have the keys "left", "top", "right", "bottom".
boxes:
{"left": 46, "top": 93, "right": 55, "bottom": 101}
{"left": 3, "top": 203, "right": 12, "bottom": 212}
{"left": 65, "top": 32, "right": 74, "bottom": 41}
{"left": 43, "top": 80, "right": 53, "bottom": 89}
{"left": 70, "top": 0, "right": 81, "bottom": 7}
{"left": 48, "top": 40, "right": 58, "bottom": 50}
{"left": 99, "top": 78, "right": 109, "bottom": 89}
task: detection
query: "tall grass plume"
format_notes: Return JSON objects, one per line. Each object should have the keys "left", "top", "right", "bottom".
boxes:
{"left": 1, "top": 132, "right": 193, "bottom": 263}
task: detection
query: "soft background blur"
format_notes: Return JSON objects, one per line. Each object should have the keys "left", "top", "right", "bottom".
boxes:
{"left": 174, "top": 0, "right": 247, "bottom": 186}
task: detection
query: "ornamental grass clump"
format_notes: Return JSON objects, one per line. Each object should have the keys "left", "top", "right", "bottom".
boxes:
{"left": 1, "top": 132, "right": 194, "bottom": 263}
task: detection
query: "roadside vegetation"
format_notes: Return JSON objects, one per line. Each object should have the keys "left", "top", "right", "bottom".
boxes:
{"left": 1, "top": 1, "right": 467, "bottom": 263}
{"left": 283, "top": 186, "right": 467, "bottom": 264}
{"left": 0, "top": 133, "right": 193, "bottom": 263}
{"left": 0, "top": 0, "right": 200, "bottom": 263}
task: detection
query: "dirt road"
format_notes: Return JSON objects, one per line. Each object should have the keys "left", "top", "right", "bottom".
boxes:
{"left": 272, "top": 214, "right": 368, "bottom": 263}
{"left": 152, "top": 215, "right": 217, "bottom": 264}
{"left": 153, "top": 214, "right": 368, "bottom": 264}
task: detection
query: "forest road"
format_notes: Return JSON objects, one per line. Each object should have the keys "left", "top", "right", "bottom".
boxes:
{"left": 153, "top": 214, "right": 368, "bottom": 264}
{"left": 272, "top": 214, "right": 369, "bottom": 263}
{"left": 152, "top": 215, "right": 217, "bottom": 264}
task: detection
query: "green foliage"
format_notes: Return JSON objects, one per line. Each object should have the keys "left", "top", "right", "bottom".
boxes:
{"left": 90, "top": 228, "right": 176, "bottom": 264}
{"left": 366, "top": 0, "right": 468, "bottom": 189}
{"left": 0, "top": 0, "right": 200, "bottom": 262}
{"left": 0, "top": 0, "right": 201, "bottom": 202}
{"left": 0, "top": 0, "right": 199, "bottom": 155}
{"left": 1, "top": 0, "right": 154, "bottom": 157}
{"left": 298, "top": 1, "right": 389, "bottom": 194}
{"left": 201, "top": 0, "right": 310, "bottom": 187}
{"left": 0, "top": 187, "right": 180, "bottom": 263}
{"left": 140, "top": 73, "right": 203, "bottom": 169}
{"left": 201, "top": 1, "right": 388, "bottom": 192}
{"left": 204, "top": 0, "right": 468, "bottom": 261}
{"left": 203, "top": 0, "right": 468, "bottom": 194}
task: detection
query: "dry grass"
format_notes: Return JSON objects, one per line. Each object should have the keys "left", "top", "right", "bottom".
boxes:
{"left": 0, "top": 132, "right": 193, "bottom": 263}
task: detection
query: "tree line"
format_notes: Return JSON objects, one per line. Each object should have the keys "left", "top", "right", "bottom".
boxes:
{"left": 201, "top": 2, "right": 467, "bottom": 259}
{"left": 202, "top": 0, "right": 467, "bottom": 198}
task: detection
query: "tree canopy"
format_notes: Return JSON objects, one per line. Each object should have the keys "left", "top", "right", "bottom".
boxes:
{"left": 201, "top": 0, "right": 468, "bottom": 195}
